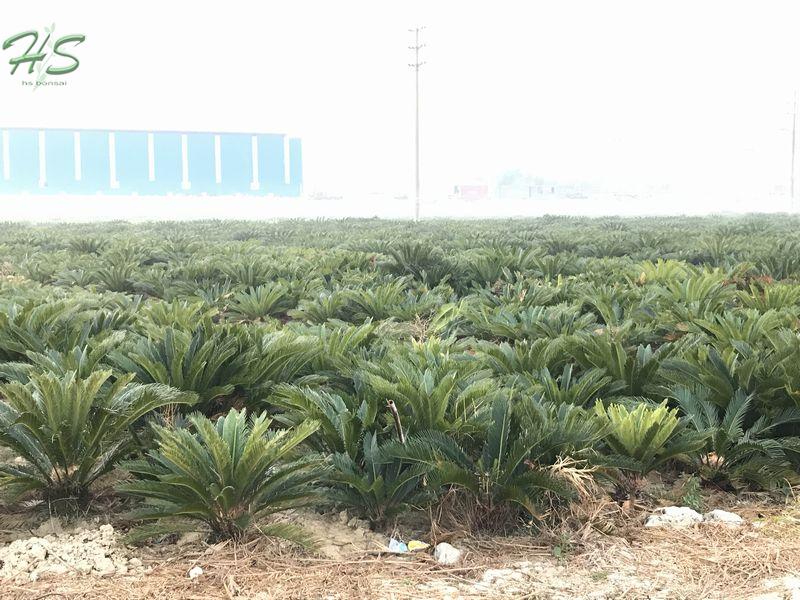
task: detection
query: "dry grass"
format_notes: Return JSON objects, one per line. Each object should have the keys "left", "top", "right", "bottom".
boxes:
{"left": 573, "top": 498, "right": 800, "bottom": 599}
{"left": 3, "top": 499, "right": 799, "bottom": 599}
{"left": 3, "top": 538, "right": 507, "bottom": 599}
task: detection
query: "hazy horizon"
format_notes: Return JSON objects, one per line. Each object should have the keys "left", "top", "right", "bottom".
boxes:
{"left": 3, "top": 1, "right": 800, "bottom": 215}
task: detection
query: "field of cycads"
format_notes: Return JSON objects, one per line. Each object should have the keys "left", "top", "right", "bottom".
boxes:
{"left": 0, "top": 215, "right": 799, "bottom": 598}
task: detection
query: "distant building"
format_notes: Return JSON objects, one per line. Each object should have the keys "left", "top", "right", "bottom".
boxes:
{"left": 495, "top": 170, "right": 593, "bottom": 200}
{"left": 453, "top": 184, "right": 489, "bottom": 200}
{"left": 0, "top": 127, "right": 303, "bottom": 196}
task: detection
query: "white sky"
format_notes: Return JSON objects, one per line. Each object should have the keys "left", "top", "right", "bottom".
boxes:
{"left": 2, "top": 1, "right": 800, "bottom": 206}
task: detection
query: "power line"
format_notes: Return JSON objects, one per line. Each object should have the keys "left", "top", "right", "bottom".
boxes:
{"left": 409, "top": 27, "right": 425, "bottom": 222}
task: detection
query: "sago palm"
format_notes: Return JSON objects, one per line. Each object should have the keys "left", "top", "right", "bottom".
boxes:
{"left": 673, "top": 386, "right": 800, "bottom": 490}
{"left": 357, "top": 349, "right": 496, "bottom": 435}
{"left": 0, "top": 370, "right": 196, "bottom": 504}
{"left": 593, "top": 399, "right": 707, "bottom": 484}
{"left": 327, "top": 432, "right": 429, "bottom": 527}
{"left": 389, "top": 397, "right": 577, "bottom": 529}
{"left": 226, "top": 282, "right": 296, "bottom": 322}
{"left": 119, "top": 409, "right": 321, "bottom": 541}
{"left": 0, "top": 332, "right": 123, "bottom": 384}
{"left": 110, "top": 320, "right": 252, "bottom": 412}
{"left": 269, "top": 384, "right": 376, "bottom": 457}
{"left": 532, "top": 364, "right": 614, "bottom": 407}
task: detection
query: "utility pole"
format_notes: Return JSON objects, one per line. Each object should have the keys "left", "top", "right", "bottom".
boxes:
{"left": 409, "top": 27, "right": 425, "bottom": 221}
{"left": 792, "top": 93, "right": 797, "bottom": 212}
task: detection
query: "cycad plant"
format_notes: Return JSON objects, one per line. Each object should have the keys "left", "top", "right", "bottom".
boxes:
{"left": 289, "top": 291, "right": 351, "bottom": 323}
{"left": 516, "top": 398, "right": 605, "bottom": 464}
{"left": 0, "top": 370, "right": 196, "bottom": 505}
{"left": 93, "top": 263, "right": 138, "bottom": 293}
{"left": 138, "top": 300, "right": 217, "bottom": 333}
{"left": 532, "top": 364, "right": 613, "bottom": 407}
{"left": 269, "top": 384, "right": 428, "bottom": 526}
{"left": 0, "top": 299, "right": 82, "bottom": 360}
{"left": 109, "top": 320, "right": 252, "bottom": 413}
{"left": 303, "top": 321, "right": 378, "bottom": 385}
{"left": 738, "top": 283, "right": 800, "bottom": 311}
{"left": 468, "top": 304, "right": 596, "bottom": 341}
{"left": 673, "top": 386, "right": 800, "bottom": 490}
{"left": 569, "top": 334, "right": 672, "bottom": 398}
{"left": 475, "top": 338, "right": 568, "bottom": 387}
{"left": 389, "top": 397, "right": 578, "bottom": 530}
{"left": 68, "top": 237, "right": 108, "bottom": 255}
{"left": 357, "top": 346, "right": 496, "bottom": 436}
{"left": 593, "top": 399, "right": 707, "bottom": 490}
{"left": 662, "top": 344, "right": 789, "bottom": 411}
{"left": 226, "top": 282, "right": 296, "bottom": 322}
{"left": 270, "top": 384, "right": 376, "bottom": 457}
{"left": 382, "top": 241, "right": 453, "bottom": 286}
{"left": 346, "top": 278, "right": 443, "bottom": 322}
{"left": 119, "top": 409, "right": 320, "bottom": 541}
{"left": 693, "top": 309, "right": 784, "bottom": 349}
{"left": 327, "top": 432, "right": 430, "bottom": 527}
{"left": 0, "top": 331, "right": 124, "bottom": 384}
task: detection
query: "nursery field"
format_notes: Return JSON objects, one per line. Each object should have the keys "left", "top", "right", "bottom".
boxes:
{"left": 0, "top": 215, "right": 800, "bottom": 599}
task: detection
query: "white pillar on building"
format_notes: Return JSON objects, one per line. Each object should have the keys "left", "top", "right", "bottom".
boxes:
{"left": 181, "top": 134, "right": 190, "bottom": 190}
{"left": 147, "top": 133, "right": 155, "bottom": 181}
{"left": 38, "top": 130, "right": 46, "bottom": 188}
{"left": 250, "top": 135, "right": 260, "bottom": 190}
{"left": 109, "top": 132, "right": 119, "bottom": 189}
{"left": 283, "top": 135, "right": 291, "bottom": 185}
{"left": 214, "top": 135, "right": 222, "bottom": 184}
{"left": 73, "top": 132, "right": 82, "bottom": 181}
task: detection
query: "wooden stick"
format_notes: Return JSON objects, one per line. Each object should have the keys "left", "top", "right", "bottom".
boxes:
{"left": 386, "top": 399, "right": 406, "bottom": 445}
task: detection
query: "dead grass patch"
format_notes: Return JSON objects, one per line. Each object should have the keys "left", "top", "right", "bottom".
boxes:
{"left": 3, "top": 500, "right": 799, "bottom": 599}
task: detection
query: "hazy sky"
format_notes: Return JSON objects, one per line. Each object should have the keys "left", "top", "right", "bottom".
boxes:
{"left": 3, "top": 1, "right": 800, "bottom": 201}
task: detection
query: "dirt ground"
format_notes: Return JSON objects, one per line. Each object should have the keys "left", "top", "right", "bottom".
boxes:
{"left": 1, "top": 496, "right": 799, "bottom": 600}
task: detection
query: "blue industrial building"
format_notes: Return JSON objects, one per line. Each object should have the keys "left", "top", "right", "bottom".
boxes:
{"left": 0, "top": 128, "right": 303, "bottom": 196}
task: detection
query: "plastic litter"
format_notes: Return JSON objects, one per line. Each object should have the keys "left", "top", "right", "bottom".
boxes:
{"left": 434, "top": 542, "right": 462, "bottom": 565}
{"left": 407, "top": 540, "right": 429, "bottom": 551}
{"left": 388, "top": 538, "right": 408, "bottom": 553}
{"left": 188, "top": 565, "right": 203, "bottom": 579}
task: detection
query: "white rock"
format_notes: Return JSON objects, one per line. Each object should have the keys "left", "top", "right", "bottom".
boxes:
{"left": 188, "top": 565, "right": 204, "bottom": 579}
{"left": 128, "top": 558, "right": 143, "bottom": 568}
{"left": 0, "top": 525, "right": 142, "bottom": 582}
{"left": 94, "top": 557, "right": 116, "bottom": 576}
{"left": 42, "top": 564, "right": 69, "bottom": 575}
{"left": 481, "top": 568, "right": 515, "bottom": 584}
{"left": 644, "top": 506, "right": 703, "bottom": 528}
{"left": 756, "top": 576, "right": 800, "bottom": 600}
{"left": 27, "top": 542, "right": 47, "bottom": 561}
{"left": 703, "top": 509, "right": 744, "bottom": 525}
{"left": 75, "top": 561, "right": 93, "bottom": 574}
{"left": 751, "top": 593, "right": 782, "bottom": 600}
{"left": 433, "top": 542, "right": 462, "bottom": 565}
